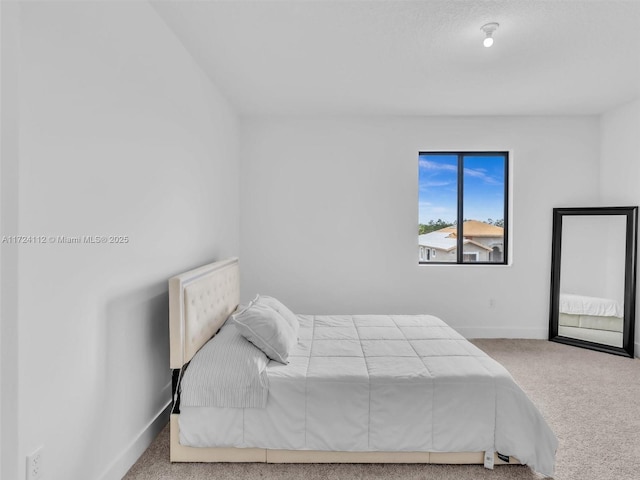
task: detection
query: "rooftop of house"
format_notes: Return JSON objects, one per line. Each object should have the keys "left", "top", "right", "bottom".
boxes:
{"left": 440, "top": 220, "right": 504, "bottom": 238}
{"left": 418, "top": 231, "right": 492, "bottom": 252}
{"left": 418, "top": 232, "right": 458, "bottom": 252}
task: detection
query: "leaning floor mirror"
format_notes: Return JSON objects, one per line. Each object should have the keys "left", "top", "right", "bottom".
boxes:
{"left": 549, "top": 206, "right": 638, "bottom": 357}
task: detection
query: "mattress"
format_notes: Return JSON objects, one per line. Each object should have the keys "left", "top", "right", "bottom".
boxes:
{"left": 179, "top": 314, "right": 557, "bottom": 477}
{"left": 559, "top": 293, "right": 623, "bottom": 318}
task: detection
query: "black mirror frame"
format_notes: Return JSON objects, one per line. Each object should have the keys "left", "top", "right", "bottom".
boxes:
{"left": 549, "top": 206, "right": 638, "bottom": 358}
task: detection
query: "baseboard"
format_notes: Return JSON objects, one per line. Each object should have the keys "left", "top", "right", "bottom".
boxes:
{"left": 98, "top": 398, "right": 171, "bottom": 480}
{"left": 453, "top": 326, "right": 548, "bottom": 339}
{"left": 635, "top": 341, "right": 639, "bottom": 358}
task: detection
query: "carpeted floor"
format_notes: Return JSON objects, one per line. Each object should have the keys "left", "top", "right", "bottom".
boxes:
{"left": 123, "top": 339, "right": 640, "bottom": 480}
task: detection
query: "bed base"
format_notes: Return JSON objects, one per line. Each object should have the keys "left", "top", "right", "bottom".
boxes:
{"left": 170, "top": 415, "right": 520, "bottom": 465}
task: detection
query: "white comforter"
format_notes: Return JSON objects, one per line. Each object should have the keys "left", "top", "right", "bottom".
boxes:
{"left": 560, "top": 293, "right": 623, "bottom": 318}
{"left": 179, "top": 314, "right": 557, "bottom": 476}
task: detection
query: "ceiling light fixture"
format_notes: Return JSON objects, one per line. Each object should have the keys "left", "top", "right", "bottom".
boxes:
{"left": 480, "top": 22, "right": 499, "bottom": 48}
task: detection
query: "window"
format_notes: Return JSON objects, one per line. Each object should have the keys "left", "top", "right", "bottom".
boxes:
{"left": 418, "top": 151, "right": 508, "bottom": 265}
{"left": 463, "top": 253, "right": 478, "bottom": 262}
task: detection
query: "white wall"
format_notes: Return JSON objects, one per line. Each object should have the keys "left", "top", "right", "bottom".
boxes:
{"left": 9, "top": 2, "right": 240, "bottom": 479}
{"left": 240, "top": 116, "right": 600, "bottom": 338}
{"left": 1, "top": 2, "right": 21, "bottom": 480}
{"left": 599, "top": 98, "right": 640, "bottom": 353}
{"left": 600, "top": 99, "right": 640, "bottom": 205}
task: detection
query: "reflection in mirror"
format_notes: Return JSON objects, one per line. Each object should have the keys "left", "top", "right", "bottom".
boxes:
{"left": 549, "top": 207, "right": 637, "bottom": 358}
{"left": 558, "top": 216, "right": 626, "bottom": 348}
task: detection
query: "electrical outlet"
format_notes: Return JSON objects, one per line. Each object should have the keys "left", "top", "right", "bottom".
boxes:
{"left": 26, "top": 446, "right": 43, "bottom": 480}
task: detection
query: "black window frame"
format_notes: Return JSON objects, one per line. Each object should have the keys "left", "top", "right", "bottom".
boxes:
{"left": 418, "top": 151, "right": 509, "bottom": 266}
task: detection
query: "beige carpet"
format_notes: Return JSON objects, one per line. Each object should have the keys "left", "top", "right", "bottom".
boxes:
{"left": 123, "top": 340, "right": 640, "bottom": 480}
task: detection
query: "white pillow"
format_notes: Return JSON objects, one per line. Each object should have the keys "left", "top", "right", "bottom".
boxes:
{"left": 232, "top": 301, "right": 296, "bottom": 364}
{"left": 256, "top": 295, "right": 300, "bottom": 339}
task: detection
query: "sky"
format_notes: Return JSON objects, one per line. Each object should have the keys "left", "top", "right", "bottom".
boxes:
{"left": 418, "top": 153, "right": 506, "bottom": 225}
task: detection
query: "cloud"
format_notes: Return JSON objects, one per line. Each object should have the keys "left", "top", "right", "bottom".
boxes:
{"left": 419, "top": 159, "right": 457, "bottom": 172}
{"left": 422, "top": 181, "right": 452, "bottom": 188}
{"left": 421, "top": 160, "right": 499, "bottom": 185}
{"left": 463, "top": 167, "right": 501, "bottom": 185}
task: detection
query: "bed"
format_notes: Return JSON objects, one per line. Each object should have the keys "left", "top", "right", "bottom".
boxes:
{"left": 558, "top": 293, "right": 624, "bottom": 347}
{"left": 169, "top": 258, "right": 557, "bottom": 476}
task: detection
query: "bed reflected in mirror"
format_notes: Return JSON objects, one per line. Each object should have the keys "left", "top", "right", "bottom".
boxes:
{"left": 549, "top": 207, "right": 637, "bottom": 357}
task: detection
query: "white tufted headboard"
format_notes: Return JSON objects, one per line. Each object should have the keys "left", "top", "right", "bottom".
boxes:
{"left": 169, "top": 257, "right": 240, "bottom": 369}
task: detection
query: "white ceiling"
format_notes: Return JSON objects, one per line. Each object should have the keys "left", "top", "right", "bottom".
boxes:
{"left": 152, "top": 0, "right": 640, "bottom": 116}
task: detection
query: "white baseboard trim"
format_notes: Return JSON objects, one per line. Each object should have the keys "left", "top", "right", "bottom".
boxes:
{"left": 98, "top": 397, "right": 172, "bottom": 480}
{"left": 452, "top": 326, "right": 549, "bottom": 339}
